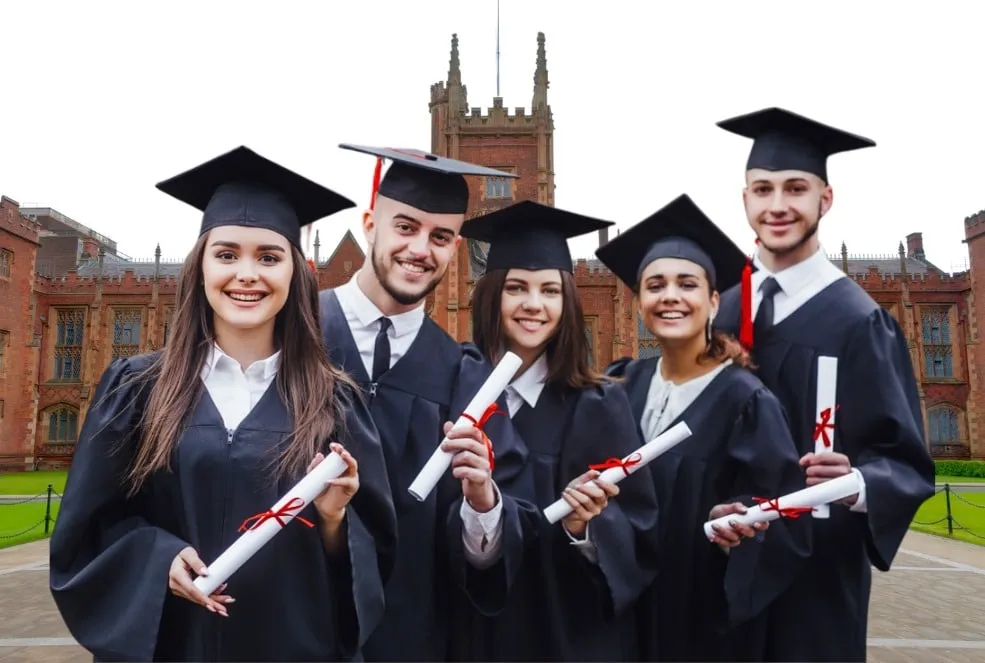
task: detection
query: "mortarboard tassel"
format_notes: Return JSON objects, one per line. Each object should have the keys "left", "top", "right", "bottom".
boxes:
{"left": 738, "top": 238, "right": 759, "bottom": 350}
{"left": 369, "top": 157, "right": 384, "bottom": 210}
{"left": 303, "top": 225, "right": 317, "bottom": 274}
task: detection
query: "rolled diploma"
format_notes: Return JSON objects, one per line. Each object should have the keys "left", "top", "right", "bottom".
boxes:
{"left": 543, "top": 421, "right": 693, "bottom": 525}
{"left": 407, "top": 350, "right": 524, "bottom": 502}
{"left": 193, "top": 451, "right": 348, "bottom": 596}
{"left": 701, "top": 470, "right": 861, "bottom": 540}
{"left": 813, "top": 356, "right": 838, "bottom": 519}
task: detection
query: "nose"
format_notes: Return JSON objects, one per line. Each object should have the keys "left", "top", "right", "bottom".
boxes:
{"left": 521, "top": 291, "right": 544, "bottom": 311}
{"left": 235, "top": 259, "right": 259, "bottom": 282}
{"left": 659, "top": 284, "right": 682, "bottom": 302}
{"left": 767, "top": 189, "right": 788, "bottom": 216}
{"left": 405, "top": 233, "right": 430, "bottom": 258}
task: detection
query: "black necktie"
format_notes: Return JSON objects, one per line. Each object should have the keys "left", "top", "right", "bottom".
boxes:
{"left": 371, "top": 317, "right": 392, "bottom": 381}
{"left": 755, "top": 277, "right": 782, "bottom": 332}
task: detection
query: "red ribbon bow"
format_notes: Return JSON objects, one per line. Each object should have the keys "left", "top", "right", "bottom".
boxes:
{"left": 462, "top": 403, "right": 503, "bottom": 472}
{"left": 753, "top": 496, "right": 815, "bottom": 519}
{"left": 589, "top": 452, "right": 643, "bottom": 477}
{"left": 813, "top": 405, "right": 840, "bottom": 448}
{"left": 238, "top": 497, "right": 315, "bottom": 533}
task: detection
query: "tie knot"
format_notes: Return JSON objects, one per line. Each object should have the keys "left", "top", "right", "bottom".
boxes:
{"left": 760, "top": 277, "right": 782, "bottom": 298}
{"left": 378, "top": 317, "right": 392, "bottom": 332}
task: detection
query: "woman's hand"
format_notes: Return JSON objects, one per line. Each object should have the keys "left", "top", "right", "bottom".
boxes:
{"left": 168, "top": 547, "right": 233, "bottom": 616}
{"left": 310, "top": 443, "right": 359, "bottom": 524}
{"left": 707, "top": 502, "right": 768, "bottom": 552}
{"left": 561, "top": 470, "right": 620, "bottom": 538}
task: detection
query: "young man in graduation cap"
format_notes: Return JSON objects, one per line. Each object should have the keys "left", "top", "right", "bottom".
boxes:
{"left": 318, "top": 145, "right": 540, "bottom": 662}
{"left": 713, "top": 107, "right": 936, "bottom": 662}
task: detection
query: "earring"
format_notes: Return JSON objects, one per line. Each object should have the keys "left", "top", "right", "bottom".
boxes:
{"left": 705, "top": 318, "right": 713, "bottom": 345}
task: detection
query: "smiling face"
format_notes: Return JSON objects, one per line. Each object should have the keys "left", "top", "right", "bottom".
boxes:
{"left": 638, "top": 257, "right": 718, "bottom": 345}
{"left": 201, "top": 225, "right": 293, "bottom": 339}
{"left": 358, "top": 195, "right": 464, "bottom": 313}
{"left": 743, "top": 168, "right": 833, "bottom": 269}
{"left": 500, "top": 268, "right": 564, "bottom": 360}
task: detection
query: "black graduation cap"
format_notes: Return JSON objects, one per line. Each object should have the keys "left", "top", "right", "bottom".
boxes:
{"left": 594, "top": 194, "right": 747, "bottom": 293}
{"left": 155, "top": 146, "right": 356, "bottom": 251}
{"left": 459, "top": 200, "right": 614, "bottom": 273}
{"left": 339, "top": 144, "right": 519, "bottom": 215}
{"left": 716, "top": 107, "right": 876, "bottom": 183}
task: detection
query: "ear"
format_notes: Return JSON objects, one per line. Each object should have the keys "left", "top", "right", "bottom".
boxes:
{"left": 820, "top": 184, "right": 834, "bottom": 218}
{"left": 362, "top": 209, "right": 376, "bottom": 244}
{"left": 709, "top": 289, "right": 721, "bottom": 319}
{"left": 453, "top": 235, "right": 462, "bottom": 250}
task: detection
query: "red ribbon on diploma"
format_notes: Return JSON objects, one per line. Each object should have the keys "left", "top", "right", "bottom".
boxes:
{"left": 752, "top": 496, "right": 815, "bottom": 519}
{"left": 462, "top": 403, "right": 503, "bottom": 473}
{"left": 238, "top": 497, "right": 315, "bottom": 533}
{"left": 589, "top": 452, "right": 643, "bottom": 477}
{"left": 813, "top": 405, "right": 840, "bottom": 448}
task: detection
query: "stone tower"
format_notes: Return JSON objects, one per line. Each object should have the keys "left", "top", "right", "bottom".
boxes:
{"left": 963, "top": 209, "right": 985, "bottom": 458}
{"left": 426, "top": 32, "right": 555, "bottom": 341}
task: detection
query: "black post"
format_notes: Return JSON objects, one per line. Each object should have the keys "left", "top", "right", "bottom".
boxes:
{"left": 944, "top": 483, "right": 953, "bottom": 536}
{"left": 44, "top": 484, "right": 53, "bottom": 535}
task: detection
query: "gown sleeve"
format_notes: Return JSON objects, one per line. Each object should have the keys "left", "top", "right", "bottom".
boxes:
{"left": 721, "top": 384, "right": 813, "bottom": 627}
{"left": 563, "top": 381, "right": 661, "bottom": 616}
{"left": 48, "top": 356, "right": 191, "bottom": 662}
{"left": 443, "top": 342, "right": 540, "bottom": 616}
{"left": 839, "top": 307, "right": 936, "bottom": 570}
{"left": 331, "top": 381, "right": 399, "bottom": 658}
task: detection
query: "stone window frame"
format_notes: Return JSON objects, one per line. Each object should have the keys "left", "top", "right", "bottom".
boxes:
{"left": 919, "top": 304, "right": 956, "bottom": 381}
{"left": 0, "top": 248, "right": 11, "bottom": 280}
{"left": 0, "top": 329, "right": 8, "bottom": 376}
{"left": 481, "top": 166, "right": 517, "bottom": 201}
{"left": 43, "top": 403, "right": 80, "bottom": 445}
{"left": 52, "top": 307, "right": 86, "bottom": 383}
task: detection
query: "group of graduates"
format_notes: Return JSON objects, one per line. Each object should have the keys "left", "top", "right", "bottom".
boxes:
{"left": 48, "top": 105, "right": 936, "bottom": 663}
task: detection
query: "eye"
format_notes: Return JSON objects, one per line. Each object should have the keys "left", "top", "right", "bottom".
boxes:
{"left": 395, "top": 223, "right": 414, "bottom": 233}
{"left": 259, "top": 254, "right": 281, "bottom": 265}
{"left": 216, "top": 250, "right": 236, "bottom": 261}
{"left": 504, "top": 284, "right": 524, "bottom": 294}
{"left": 431, "top": 233, "right": 453, "bottom": 246}
{"left": 544, "top": 287, "right": 562, "bottom": 296}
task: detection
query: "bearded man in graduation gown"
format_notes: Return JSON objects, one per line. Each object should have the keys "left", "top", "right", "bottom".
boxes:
{"left": 712, "top": 107, "right": 936, "bottom": 662}
{"left": 318, "top": 145, "right": 540, "bottom": 662}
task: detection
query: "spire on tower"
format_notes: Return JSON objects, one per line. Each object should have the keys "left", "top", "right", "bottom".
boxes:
{"left": 448, "top": 33, "right": 461, "bottom": 85}
{"left": 532, "top": 32, "right": 549, "bottom": 112}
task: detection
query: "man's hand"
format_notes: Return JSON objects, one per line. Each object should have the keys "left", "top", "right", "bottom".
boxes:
{"left": 707, "top": 502, "right": 767, "bottom": 552}
{"left": 561, "top": 470, "right": 619, "bottom": 538}
{"left": 800, "top": 451, "right": 857, "bottom": 506}
{"left": 441, "top": 420, "right": 497, "bottom": 512}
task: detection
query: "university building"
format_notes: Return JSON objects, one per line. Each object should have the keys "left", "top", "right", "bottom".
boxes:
{"left": 0, "top": 33, "right": 983, "bottom": 470}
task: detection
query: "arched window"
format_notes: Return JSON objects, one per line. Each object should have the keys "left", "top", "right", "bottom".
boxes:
{"left": 637, "top": 312, "right": 661, "bottom": 360}
{"left": 46, "top": 404, "right": 79, "bottom": 443}
{"left": 927, "top": 405, "right": 960, "bottom": 445}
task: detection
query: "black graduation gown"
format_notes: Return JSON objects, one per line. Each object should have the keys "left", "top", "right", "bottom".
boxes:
{"left": 717, "top": 276, "right": 937, "bottom": 661}
{"left": 319, "top": 289, "right": 540, "bottom": 662}
{"left": 606, "top": 357, "right": 812, "bottom": 662}
{"left": 49, "top": 351, "right": 398, "bottom": 662}
{"left": 450, "top": 380, "right": 661, "bottom": 662}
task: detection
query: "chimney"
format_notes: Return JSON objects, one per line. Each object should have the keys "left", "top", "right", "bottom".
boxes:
{"left": 906, "top": 232, "right": 925, "bottom": 261}
{"left": 598, "top": 227, "right": 609, "bottom": 247}
{"left": 81, "top": 237, "right": 100, "bottom": 260}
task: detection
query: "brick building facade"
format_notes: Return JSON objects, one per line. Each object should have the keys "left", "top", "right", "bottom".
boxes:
{"left": 0, "top": 34, "right": 982, "bottom": 469}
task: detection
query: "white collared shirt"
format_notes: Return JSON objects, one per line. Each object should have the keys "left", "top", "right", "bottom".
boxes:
{"left": 333, "top": 272, "right": 507, "bottom": 566}
{"left": 751, "top": 246, "right": 868, "bottom": 512}
{"left": 333, "top": 274, "right": 426, "bottom": 379}
{"left": 641, "top": 358, "right": 731, "bottom": 444}
{"left": 200, "top": 343, "right": 280, "bottom": 431}
{"left": 505, "top": 354, "right": 549, "bottom": 417}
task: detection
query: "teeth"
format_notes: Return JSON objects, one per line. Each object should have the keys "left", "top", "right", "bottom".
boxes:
{"left": 516, "top": 319, "right": 544, "bottom": 331}
{"left": 228, "top": 293, "right": 263, "bottom": 302}
{"left": 398, "top": 261, "right": 426, "bottom": 273}
{"left": 658, "top": 312, "right": 685, "bottom": 319}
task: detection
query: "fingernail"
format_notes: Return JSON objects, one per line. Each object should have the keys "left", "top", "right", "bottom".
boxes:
{"left": 207, "top": 605, "right": 216, "bottom": 612}
{"left": 199, "top": 567, "right": 208, "bottom": 575}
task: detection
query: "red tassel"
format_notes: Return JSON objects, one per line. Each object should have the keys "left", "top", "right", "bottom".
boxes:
{"left": 738, "top": 238, "right": 759, "bottom": 350}
{"left": 369, "top": 157, "right": 383, "bottom": 210}
{"left": 307, "top": 258, "right": 317, "bottom": 274}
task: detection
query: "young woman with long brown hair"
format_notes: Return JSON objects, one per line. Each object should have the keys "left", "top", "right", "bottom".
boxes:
{"left": 49, "top": 147, "right": 397, "bottom": 662}
{"left": 448, "top": 201, "right": 661, "bottom": 662}
{"left": 596, "top": 194, "right": 811, "bottom": 662}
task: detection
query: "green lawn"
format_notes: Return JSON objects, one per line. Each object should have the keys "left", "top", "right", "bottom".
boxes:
{"left": 911, "top": 487, "right": 985, "bottom": 547}
{"left": 0, "top": 500, "right": 61, "bottom": 550}
{"left": 936, "top": 475, "right": 985, "bottom": 484}
{"left": 0, "top": 470, "right": 68, "bottom": 495}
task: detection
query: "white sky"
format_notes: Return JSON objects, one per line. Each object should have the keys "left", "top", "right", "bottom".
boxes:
{"left": 2, "top": 1, "right": 981, "bottom": 274}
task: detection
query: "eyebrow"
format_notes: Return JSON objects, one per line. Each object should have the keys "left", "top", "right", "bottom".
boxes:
{"left": 210, "top": 241, "right": 286, "bottom": 252}
{"left": 505, "top": 278, "right": 562, "bottom": 287}
{"left": 645, "top": 273, "right": 700, "bottom": 281}
{"left": 393, "top": 213, "right": 457, "bottom": 237}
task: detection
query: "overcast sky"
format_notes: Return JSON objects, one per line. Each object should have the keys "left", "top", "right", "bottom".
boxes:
{"left": 2, "top": 1, "right": 981, "bottom": 274}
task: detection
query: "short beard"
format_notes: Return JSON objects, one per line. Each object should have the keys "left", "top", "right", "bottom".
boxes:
{"left": 371, "top": 244, "right": 442, "bottom": 307}
{"left": 760, "top": 202, "right": 822, "bottom": 256}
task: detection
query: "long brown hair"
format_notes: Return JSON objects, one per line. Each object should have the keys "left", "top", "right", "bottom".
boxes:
{"left": 472, "top": 268, "right": 605, "bottom": 389}
{"left": 121, "top": 234, "right": 357, "bottom": 496}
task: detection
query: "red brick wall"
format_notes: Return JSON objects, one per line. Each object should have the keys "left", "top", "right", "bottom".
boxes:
{"left": 0, "top": 196, "right": 41, "bottom": 465}
{"left": 317, "top": 230, "right": 365, "bottom": 290}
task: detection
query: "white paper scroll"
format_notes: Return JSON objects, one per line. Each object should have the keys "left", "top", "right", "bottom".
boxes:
{"left": 543, "top": 421, "right": 693, "bottom": 525}
{"left": 407, "top": 351, "right": 524, "bottom": 502}
{"left": 193, "top": 452, "right": 348, "bottom": 597}
{"left": 813, "top": 356, "right": 838, "bottom": 519}
{"left": 701, "top": 470, "right": 861, "bottom": 540}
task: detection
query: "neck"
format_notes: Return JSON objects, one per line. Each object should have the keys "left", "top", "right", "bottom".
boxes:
{"left": 355, "top": 268, "right": 420, "bottom": 317}
{"left": 658, "top": 334, "right": 715, "bottom": 384}
{"left": 213, "top": 319, "right": 277, "bottom": 370}
{"left": 758, "top": 235, "right": 820, "bottom": 273}
{"left": 506, "top": 344, "right": 543, "bottom": 381}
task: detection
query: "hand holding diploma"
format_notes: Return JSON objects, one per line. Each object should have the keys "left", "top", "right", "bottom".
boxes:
{"left": 706, "top": 502, "right": 769, "bottom": 551}
{"left": 702, "top": 471, "right": 862, "bottom": 540}
{"left": 560, "top": 469, "right": 620, "bottom": 538}
{"left": 799, "top": 450, "right": 859, "bottom": 507}
{"left": 442, "top": 420, "right": 498, "bottom": 513}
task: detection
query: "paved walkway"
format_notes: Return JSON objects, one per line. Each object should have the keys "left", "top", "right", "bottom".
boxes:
{"left": 1, "top": 531, "right": 984, "bottom": 662}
